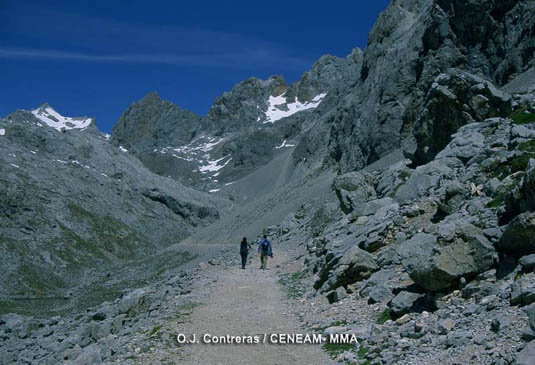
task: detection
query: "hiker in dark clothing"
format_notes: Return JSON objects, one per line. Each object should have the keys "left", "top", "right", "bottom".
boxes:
{"left": 240, "top": 237, "right": 251, "bottom": 269}
{"left": 257, "top": 235, "right": 273, "bottom": 270}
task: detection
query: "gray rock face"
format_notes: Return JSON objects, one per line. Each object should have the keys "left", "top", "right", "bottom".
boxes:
{"left": 112, "top": 92, "right": 202, "bottom": 153}
{"left": 511, "top": 273, "right": 535, "bottom": 306}
{"left": 516, "top": 341, "right": 535, "bottom": 365}
{"left": 525, "top": 304, "right": 535, "bottom": 331}
{"left": 520, "top": 255, "right": 535, "bottom": 272}
{"left": 303, "top": 0, "right": 533, "bottom": 173}
{"left": 333, "top": 171, "right": 376, "bottom": 213}
{"left": 314, "top": 243, "right": 378, "bottom": 292}
{"left": 398, "top": 233, "right": 495, "bottom": 291}
{"left": 412, "top": 69, "right": 512, "bottom": 164}
{"left": 498, "top": 212, "right": 535, "bottom": 257}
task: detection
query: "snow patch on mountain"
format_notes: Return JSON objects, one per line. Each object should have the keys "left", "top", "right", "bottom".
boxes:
{"left": 276, "top": 140, "right": 295, "bottom": 149}
{"left": 264, "top": 93, "right": 327, "bottom": 123}
{"left": 0, "top": 128, "right": 5, "bottom": 136}
{"left": 31, "top": 105, "right": 92, "bottom": 132}
{"left": 199, "top": 155, "right": 232, "bottom": 174}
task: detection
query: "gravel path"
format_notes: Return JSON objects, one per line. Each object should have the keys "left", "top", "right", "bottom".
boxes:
{"left": 176, "top": 251, "right": 334, "bottom": 364}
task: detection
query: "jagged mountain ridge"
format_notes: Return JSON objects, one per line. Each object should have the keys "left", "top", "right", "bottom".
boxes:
{"left": 111, "top": 49, "right": 363, "bottom": 189}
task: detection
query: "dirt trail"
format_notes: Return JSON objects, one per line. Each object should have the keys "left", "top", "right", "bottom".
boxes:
{"left": 176, "top": 251, "right": 334, "bottom": 365}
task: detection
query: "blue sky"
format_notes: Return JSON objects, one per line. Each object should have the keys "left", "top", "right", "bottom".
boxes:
{"left": 0, "top": 0, "right": 390, "bottom": 133}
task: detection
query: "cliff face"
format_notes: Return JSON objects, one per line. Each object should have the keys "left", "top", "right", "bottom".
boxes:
{"left": 305, "top": 0, "right": 535, "bottom": 173}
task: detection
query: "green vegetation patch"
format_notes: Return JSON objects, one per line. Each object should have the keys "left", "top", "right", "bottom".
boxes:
{"left": 323, "top": 342, "right": 356, "bottom": 358}
{"left": 67, "top": 201, "right": 144, "bottom": 260}
{"left": 148, "top": 324, "right": 163, "bottom": 337}
{"left": 177, "top": 301, "right": 201, "bottom": 311}
{"left": 377, "top": 308, "right": 392, "bottom": 324}
{"left": 484, "top": 153, "right": 535, "bottom": 179}
{"left": 486, "top": 194, "right": 505, "bottom": 209}
{"left": 519, "top": 140, "right": 535, "bottom": 153}
{"left": 510, "top": 107, "right": 535, "bottom": 125}
{"left": 278, "top": 271, "right": 307, "bottom": 299}
{"left": 313, "top": 319, "right": 348, "bottom": 332}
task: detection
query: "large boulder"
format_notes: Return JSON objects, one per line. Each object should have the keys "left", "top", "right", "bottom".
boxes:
{"left": 316, "top": 245, "right": 378, "bottom": 292}
{"left": 118, "top": 289, "right": 151, "bottom": 317}
{"left": 497, "top": 212, "right": 535, "bottom": 257}
{"left": 398, "top": 233, "right": 495, "bottom": 291}
{"left": 511, "top": 273, "right": 535, "bottom": 306}
{"left": 389, "top": 291, "right": 425, "bottom": 316}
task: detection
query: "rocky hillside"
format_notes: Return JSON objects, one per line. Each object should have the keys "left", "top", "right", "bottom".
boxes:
{"left": 0, "top": 105, "right": 230, "bottom": 312}
{"left": 265, "top": 88, "right": 535, "bottom": 363}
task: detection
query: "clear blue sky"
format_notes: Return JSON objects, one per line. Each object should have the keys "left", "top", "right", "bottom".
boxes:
{"left": 0, "top": 0, "right": 391, "bottom": 133}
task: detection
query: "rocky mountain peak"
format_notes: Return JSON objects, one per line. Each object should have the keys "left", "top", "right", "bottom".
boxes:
{"left": 111, "top": 92, "right": 202, "bottom": 154}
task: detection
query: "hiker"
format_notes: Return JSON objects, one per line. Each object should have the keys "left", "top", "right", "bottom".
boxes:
{"left": 257, "top": 235, "right": 273, "bottom": 270}
{"left": 239, "top": 237, "right": 251, "bottom": 269}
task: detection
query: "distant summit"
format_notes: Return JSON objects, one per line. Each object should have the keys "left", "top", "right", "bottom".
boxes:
{"left": 31, "top": 104, "right": 93, "bottom": 132}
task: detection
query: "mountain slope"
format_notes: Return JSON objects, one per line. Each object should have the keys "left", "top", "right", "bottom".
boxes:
{"left": 0, "top": 106, "right": 230, "bottom": 306}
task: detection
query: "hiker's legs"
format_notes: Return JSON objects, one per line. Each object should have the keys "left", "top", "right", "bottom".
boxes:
{"left": 241, "top": 253, "right": 247, "bottom": 269}
{"left": 261, "top": 254, "right": 268, "bottom": 269}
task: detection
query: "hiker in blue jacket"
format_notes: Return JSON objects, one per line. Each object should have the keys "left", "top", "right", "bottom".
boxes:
{"left": 239, "top": 237, "right": 251, "bottom": 269}
{"left": 257, "top": 235, "right": 273, "bottom": 270}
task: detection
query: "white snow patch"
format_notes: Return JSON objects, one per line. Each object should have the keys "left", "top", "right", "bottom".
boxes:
{"left": 101, "top": 173, "right": 108, "bottom": 177}
{"left": 30, "top": 150, "right": 37, "bottom": 154}
{"left": 264, "top": 92, "right": 327, "bottom": 123}
{"left": 209, "top": 189, "right": 220, "bottom": 193}
{"left": 275, "top": 140, "right": 295, "bottom": 149}
{"left": 199, "top": 155, "right": 232, "bottom": 174}
{"left": 55, "top": 159, "right": 68, "bottom": 164}
{"left": 167, "top": 136, "right": 223, "bottom": 155}
{"left": 31, "top": 106, "right": 92, "bottom": 132}
{"left": 119, "top": 146, "right": 128, "bottom": 152}
{"left": 10, "top": 164, "right": 19, "bottom": 168}
{"left": 9, "top": 153, "right": 16, "bottom": 158}
{"left": 103, "top": 133, "right": 111, "bottom": 141}
{"left": 0, "top": 128, "right": 5, "bottom": 136}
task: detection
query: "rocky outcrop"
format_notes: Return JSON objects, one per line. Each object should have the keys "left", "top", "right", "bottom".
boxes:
{"left": 333, "top": 171, "right": 376, "bottom": 213}
{"left": 411, "top": 69, "right": 512, "bottom": 165}
{"left": 399, "top": 233, "right": 495, "bottom": 291}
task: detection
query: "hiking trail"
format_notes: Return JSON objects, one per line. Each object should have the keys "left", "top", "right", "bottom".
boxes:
{"left": 136, "top": 247, "right": 333, "bottom": 364}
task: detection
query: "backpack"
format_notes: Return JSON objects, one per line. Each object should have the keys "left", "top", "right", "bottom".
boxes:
{"left": 261, "top": 240, "right": 269, "bottom": 253}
